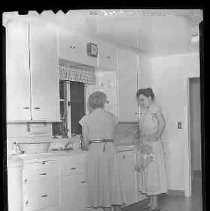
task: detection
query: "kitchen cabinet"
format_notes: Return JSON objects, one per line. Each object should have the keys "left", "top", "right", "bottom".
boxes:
{"left": 59, "top": 154, "right": 87, "bottom": 211}
{"left": 15, "top": 150, "right": 146, "bottom": 211}
{"left": 29, "top": 22, "right": 60, "bottom": 121}
{"left": 118, "top": 150, "right": 139, "bottom": 206}
{"left": 23, "top": 180, "right": 59, "bottom": 211}
{"left": 117, "top": 49, "right": 139, "bottom": 121}
{"left": 98, "top": 42, "right": 117, "bottom": 71}
{"left": 58, "top": 30, "right": 98, "bottom": 67}
{"left": 22, "top": 159, "right": 59, "bottom": 211}
{"left": 60, "top": 174, "right": 87, "bottom": 211}
{"left": 7, "top": 156, "right": 23, "bottom": 211}
{"left": 6, "top": 20, "right": 31, "bottom": 121}
{"left": 6, "top": 19, "right": 60, "bottom": 122}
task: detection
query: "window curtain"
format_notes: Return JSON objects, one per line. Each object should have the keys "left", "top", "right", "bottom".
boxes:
{"left": 59, "top": 59, "right": 96, "bottom": 85}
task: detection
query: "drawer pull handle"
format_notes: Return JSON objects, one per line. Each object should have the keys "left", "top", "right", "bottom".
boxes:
{"left": 41, "top": 194, "right": 48, "bottom": 198}
{"left": 23, "top": 107, "right": 30, "bottom": 109}
{"left": 34, "top": 107, "right": 40, "bottom": 110}
{"left": 40, "top": 173, "right": 47, "bottom": 176}
{"left": 81, "top": 180, "right": 87, "bottom": 184}
{"left": 42, "top": 161, "right": 47, "bottom": 164}
{"left": 70, "top": 167, "right": 77, "bottom": 170}
{"left": 122, "top": 155, "right": 126, "bottom": 159}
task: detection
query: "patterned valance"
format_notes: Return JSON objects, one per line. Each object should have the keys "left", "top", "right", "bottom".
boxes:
{"left": 59, "top": 59, "right": 96, "bottom": 85}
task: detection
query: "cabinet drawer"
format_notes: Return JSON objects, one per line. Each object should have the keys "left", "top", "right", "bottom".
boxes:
{"left": 23, "top": 160, "right": 58, "bottom": 182}
{"left": 23, "top": 180, "right": 59, "bottom": 211}
{"left": 60, "top": 156, "right": 86, "bottom": 176}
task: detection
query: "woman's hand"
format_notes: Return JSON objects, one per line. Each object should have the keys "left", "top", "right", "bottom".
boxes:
{"left": 82, "top": 144, "right": 89, "bottom": 151}
{"left": 145, "top": 132, "right": 158, "bottom": 142}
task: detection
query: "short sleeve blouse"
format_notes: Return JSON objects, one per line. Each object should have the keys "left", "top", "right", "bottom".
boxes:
{"left": 79, "top": 109, "right": 119, "bottom": 140}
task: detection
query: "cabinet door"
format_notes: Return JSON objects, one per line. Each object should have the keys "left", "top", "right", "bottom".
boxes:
{"left": 118, "top": 49, "right": 138, "bottom": 121}
{"left": 6, "top": 20, "right": 31, "bottom": 121}
{"left": 118, "top": 151, "right": 138, "bottom": 206}
{"left": 60, "top": 174, "right": 81, "bottom": 211}
{"left": 58, "top": 31, "right": 86, "bottom": 65}
{"left": 99, "top": 42, "right": 117, "bottom": 71}
{"left": 76, "top": 175, "right": 87, "bottom": 211}
{"left": 30, "top": 22, "right": 60, "bottom": 121}
{"left": 23, "top": 180, "right": 59, "bottom": 211}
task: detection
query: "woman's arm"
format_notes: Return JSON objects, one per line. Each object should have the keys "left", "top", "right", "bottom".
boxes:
{"left": 147, "top": 109, "right": 166, "bottom": 142}
{"left": 81, "top": 124, "right": 89, "bottom": 150}
{"left": 153, "top": 109, "right": 166, "bottom": 141}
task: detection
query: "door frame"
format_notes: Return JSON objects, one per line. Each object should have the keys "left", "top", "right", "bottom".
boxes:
{"left": 185, "top": 76, "right": 200, "bottom": 197}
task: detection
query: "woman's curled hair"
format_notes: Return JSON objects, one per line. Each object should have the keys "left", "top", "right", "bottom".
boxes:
{"left": 136, "top": 88, "right": 155, "bottom": 100}
{"left": 88, "top": 91, "right": 107, "bottom": 110}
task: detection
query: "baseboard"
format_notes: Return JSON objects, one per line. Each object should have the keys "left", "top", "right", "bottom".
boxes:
{"left": 167, "top": 189, "right": 185, "bottom": 196}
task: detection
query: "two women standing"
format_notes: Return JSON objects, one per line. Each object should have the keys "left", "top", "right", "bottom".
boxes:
{"left": 79, "top": 88, "right": 167, "bottom": 211}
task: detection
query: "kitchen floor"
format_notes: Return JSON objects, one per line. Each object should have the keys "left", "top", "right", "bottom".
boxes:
{"left": 122, "top": 173, "right": 202, "bottom": 211}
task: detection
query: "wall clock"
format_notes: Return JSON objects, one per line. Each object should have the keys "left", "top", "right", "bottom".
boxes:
{"left": 87, "top": 42, "right": 98, "bottom": 57}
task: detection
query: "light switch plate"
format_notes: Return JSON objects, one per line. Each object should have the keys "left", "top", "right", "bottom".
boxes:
{"left": 178, "top": 122, "right": 182, "bottom": 129}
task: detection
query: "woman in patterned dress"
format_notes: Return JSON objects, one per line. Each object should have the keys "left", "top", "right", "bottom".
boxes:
{"left": 136, "top": 88, "right": 167, "bottom": 211}
{"left": 79, "top": 91, "right": 124, "bottom": 211}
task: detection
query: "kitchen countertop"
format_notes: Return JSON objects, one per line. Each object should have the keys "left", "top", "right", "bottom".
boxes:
{"left": 17, "top": 149, "right": 88, "bottom": 162}
{"left": 8, "top": 145, "right": 136, "bottom": 163}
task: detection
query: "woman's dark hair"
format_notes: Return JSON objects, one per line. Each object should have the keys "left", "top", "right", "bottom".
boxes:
{"left": 136, "top": 88, "right": 155, "bottom": 100}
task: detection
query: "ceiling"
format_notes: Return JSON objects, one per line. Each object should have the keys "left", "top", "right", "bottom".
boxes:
{"left": 4, "top": 9, "right": 203, "bottom": 56}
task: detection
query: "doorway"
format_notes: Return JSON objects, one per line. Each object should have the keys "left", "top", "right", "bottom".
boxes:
{"left": 70, "top": 81, "right": 85, "bottom": 135}
{"left": 189, "top": 77, "right": 202, "bottom": 191}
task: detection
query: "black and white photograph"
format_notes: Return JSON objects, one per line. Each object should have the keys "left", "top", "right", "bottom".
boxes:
{"left": 3, "top": 9, "right": 204, "bottom": 211}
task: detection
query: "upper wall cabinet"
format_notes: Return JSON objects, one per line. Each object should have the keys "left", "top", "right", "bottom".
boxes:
{"left": 29, "top": 22, "right": 60, "bottom": 121}
{"left": 98, "top": 42, "right": 117, "bottom": 71}
{"left": 6, "top": 20, "right": 60, "bottom": 122}
{"left": 58, "top": 30, "right": 98, "bottom": 67}
{"left": 117, "top": 49, "right": 139, "bottom": 122}
{"left": 6, "top": 20, "right": 31, "bottom": 121}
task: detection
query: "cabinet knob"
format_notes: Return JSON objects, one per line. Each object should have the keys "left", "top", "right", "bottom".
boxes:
{"left": 40, "top": 173, "right": 47, "bottom": 176}
{"left": 122, "top": 155, "right": 126, "bottom": 159}
{"left": 81, "top": 180, "right": 87, "bottom": 184}
{"left": 34, "top": 107, "right": 40, "bottom": 110}
{"left": 24, "top": 179, "right": 27, "bottom": 183}
{"left": 25, "top": 200, "right": 29, "bottom": 205}
{"left": 70, "top": 167, "right": 77, "bottom": 170}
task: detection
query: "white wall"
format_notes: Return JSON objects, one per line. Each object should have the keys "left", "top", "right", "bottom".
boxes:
{"left": 138, "top": 53, "right": 153, "bottom": 88}
{"left": 150, "top": 52, "right": 200, "bottom": 191}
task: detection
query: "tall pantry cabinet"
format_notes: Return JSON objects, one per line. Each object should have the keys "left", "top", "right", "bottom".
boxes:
{"left": 6, "top": 19, "right": 60, "bottom": 122}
